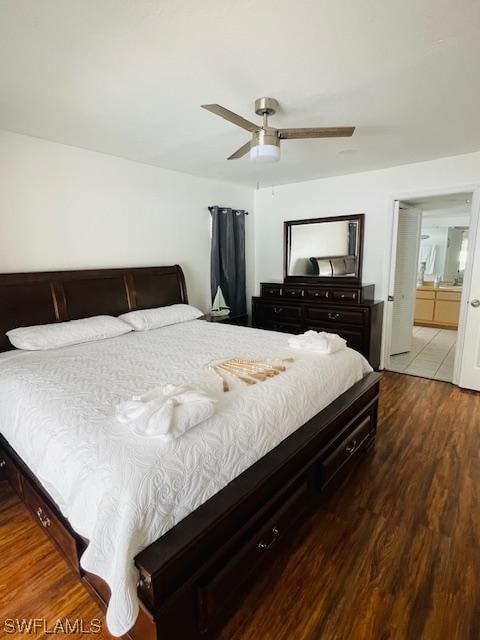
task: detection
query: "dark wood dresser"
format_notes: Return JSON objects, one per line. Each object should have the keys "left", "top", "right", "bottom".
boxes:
{"left": 252, "top": 282, "right": 383, "bottom": 369}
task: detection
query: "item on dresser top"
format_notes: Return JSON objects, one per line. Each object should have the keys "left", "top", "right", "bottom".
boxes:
{"left": 210, "top": 357, "right": 294, "bottom": 392}
{"left": 119, "top": 304, "right": 202, "bottom": 331}
{"left": 6, "top": 315, "right": 132, "bottom": 350}
{"left": 288, "top": 330, "right": 346, "bottom": 354}
{"left": 116, "top": 383, "right": 216, "bottom": 439}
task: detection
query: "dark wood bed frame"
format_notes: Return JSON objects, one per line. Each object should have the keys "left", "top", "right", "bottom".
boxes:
{"left": 0, "top": 265, "right": 381, "bottom": 639}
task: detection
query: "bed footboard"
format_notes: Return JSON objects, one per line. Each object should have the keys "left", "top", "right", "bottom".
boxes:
{"left": 133, "top": 372, "right": 380, "bottom": 639}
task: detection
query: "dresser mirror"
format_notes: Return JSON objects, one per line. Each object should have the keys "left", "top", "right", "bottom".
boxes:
{"left": 284, "top": 213, "right": 364, "bottom": 284}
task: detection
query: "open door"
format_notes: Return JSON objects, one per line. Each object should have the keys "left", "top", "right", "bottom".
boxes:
{"left": 458, "top": 193, "right": 480, "bottom": 390}
{"left": 388, "top": 203, "right": 422, "bottom": 356}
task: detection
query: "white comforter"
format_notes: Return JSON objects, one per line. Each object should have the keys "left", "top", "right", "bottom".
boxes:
{"left": 0, "top": 321, "right": 371, "bottom": 636}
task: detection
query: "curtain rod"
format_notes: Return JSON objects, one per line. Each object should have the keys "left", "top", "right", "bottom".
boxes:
{"left": 208, "top": 206, "right": 248, "bottom": 215}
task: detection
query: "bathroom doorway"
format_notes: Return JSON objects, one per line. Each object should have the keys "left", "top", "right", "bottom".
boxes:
{"left": 385, "top": 192, "right": 472, "bottom": 383}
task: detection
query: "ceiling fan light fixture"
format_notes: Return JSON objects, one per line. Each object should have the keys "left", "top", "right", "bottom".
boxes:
{"left": 250, "top": 143, "right": 280, "bottom": 163}
{"left": 249, "top": 129, "right": 280, "bottom": 163}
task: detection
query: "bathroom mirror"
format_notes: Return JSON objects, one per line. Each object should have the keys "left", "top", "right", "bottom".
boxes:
{"left": 284, "top": 213, "right": 364, "bottom": 283}
{"left": 419, "top": 225, "right": 468, "bottom": 285}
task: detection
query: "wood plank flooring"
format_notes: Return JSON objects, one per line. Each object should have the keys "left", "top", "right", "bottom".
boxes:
{"left": 1, "top": 372, "right": 480, "bottom": 639}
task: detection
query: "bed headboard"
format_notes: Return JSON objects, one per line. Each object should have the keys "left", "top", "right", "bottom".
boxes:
{"left": 0, "top": 265, "right": 188, "bottom": 352}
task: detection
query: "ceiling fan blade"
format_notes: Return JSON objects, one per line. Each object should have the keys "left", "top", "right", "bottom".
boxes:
{"left": 201, "top": 104, "right": 259, "bottom": 133}
{"left": 278, "top": 126, "right": 355, "bottom": 139}
{"left": 227, "top": 141, "right": 251, "bottom": 160}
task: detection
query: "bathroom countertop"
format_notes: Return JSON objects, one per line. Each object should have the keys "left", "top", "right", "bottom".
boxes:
{"left": 416, "top": 284, "right": 462, "bottom": 293}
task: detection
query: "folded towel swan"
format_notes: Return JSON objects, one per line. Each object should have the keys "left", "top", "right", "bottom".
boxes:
{"left": 116, "top": 384, "right": 216, "bottom": 439}
{"left": 288, "top": 330, "right": 346, "bottom": 354}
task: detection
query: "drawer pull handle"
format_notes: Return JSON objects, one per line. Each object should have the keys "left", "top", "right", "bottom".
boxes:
{"left": 328, "top": 312, "right": 340, "bottom": 320}
{"left": 258, "top": 526, "right": 279, "bottom": 551}
{"left": 0, "top": 458, "right": 6, "bottom": 470}
{"left": 346, "top": 440, "right": 357, "bottom": 454}
{"left": 273, "top": 307, "right": 284, "bottom": 314}
{"left": 36, "top": 507, "right": 51, "bottom": 528}
{"left": 138, "top": 575, "right": 152, "bottom": 590}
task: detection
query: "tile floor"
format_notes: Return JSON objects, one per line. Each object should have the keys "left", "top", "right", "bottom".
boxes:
{"left": 388, "top": 326, "right": 457, "bottom": 382}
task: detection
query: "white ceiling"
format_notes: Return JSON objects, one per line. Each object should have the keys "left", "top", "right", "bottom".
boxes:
{"left": 1, "top": 0, "right": 480, "bottom": 187}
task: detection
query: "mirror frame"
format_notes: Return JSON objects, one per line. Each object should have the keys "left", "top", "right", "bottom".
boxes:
{"left": 284, "top": 213, "right": 365, "bottom": 284}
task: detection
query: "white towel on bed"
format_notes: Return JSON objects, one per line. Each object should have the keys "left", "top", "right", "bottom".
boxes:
{"left": 288, "top": 330, "right": 346, "bottom": 354}
{"left": 116, "top": 383, "right": 216, "bottom": 439}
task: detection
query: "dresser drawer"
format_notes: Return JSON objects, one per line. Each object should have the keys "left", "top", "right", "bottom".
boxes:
{"left": 305, "top": 324, "right": 364, "bottom": 350}
{"left": 198, "top": 480, "right": 308, "bottom": 626}
{"left": 270, "top": 322, "right": 302, "bottom": 334}
{"left": 255, "top": 320, "right": 302, "bottom": 334}
{"left": 330, "top": 288, "right": 360, "bottom": 303}
{"left": 306, "top": 288, "right": 330, "bottom": 301}
{"left": 320, "top": 415, "right": 373, "bottom": 488}
{"left": 255, "top": 302, "right": 302, "bottom": 324}
{"left": 306, "top": 306, "right": 366, "bottom": 326}
{"left": 23, "top": 478, "right": 81, "bottom": 574}
{"left": 283, "top": 286, "right": 305, "bottom": 299}
{"left": 0, "top": 444, "right": 23, "bottom": 497}
{"left": 261, "top": 284, "right": 283, "bottom": 298}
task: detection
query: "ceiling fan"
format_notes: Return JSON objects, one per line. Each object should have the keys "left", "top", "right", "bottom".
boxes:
{"left": 201, "top": 97, "right": 355, "bottom": 163}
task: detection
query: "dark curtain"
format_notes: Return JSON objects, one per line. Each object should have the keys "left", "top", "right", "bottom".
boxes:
{"left": 210, "top": 206, "right": 247, "bottom": 316}
{"left": 348, "top": 222, "right": 357, "bottom": 255}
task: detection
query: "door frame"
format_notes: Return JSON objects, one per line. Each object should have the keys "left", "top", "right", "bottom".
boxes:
{"left": 382, "top": 184, "right": 480, "bottom": 385}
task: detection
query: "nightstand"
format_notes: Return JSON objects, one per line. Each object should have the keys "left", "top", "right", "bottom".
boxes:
{"left": 201, "top": 313, "right": 249, "bottom": 327}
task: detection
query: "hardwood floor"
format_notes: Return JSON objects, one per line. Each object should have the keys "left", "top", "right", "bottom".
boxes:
{"left": 1, "top": 372, "right": 480, "bottom": 639}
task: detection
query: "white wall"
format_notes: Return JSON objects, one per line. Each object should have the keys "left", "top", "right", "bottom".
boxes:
{"left": 254, "top": 151, "right": 480, "bottom": 300}
{"left": 0, "top": 130, "right": 254, "bottom": 311}
{"left": 3, "top": 129, "right": 480, "bottom": 322}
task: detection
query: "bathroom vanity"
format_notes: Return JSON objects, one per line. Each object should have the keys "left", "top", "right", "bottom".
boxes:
{"left": 414, "top": 285, "right": 462, "bottom": 329}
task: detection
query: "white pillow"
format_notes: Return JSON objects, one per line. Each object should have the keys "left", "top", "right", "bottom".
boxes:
{"left": 316, "top": 259, "right": 333, "bottom": 276}
{"left": 119, "top": 304, "right": 203, "bottom": 331}
{"left": 7, "top": 315, "right": 132, "bottom": 351}
{"left": 330, "top": 257, "right": 347, "bottom": 275}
